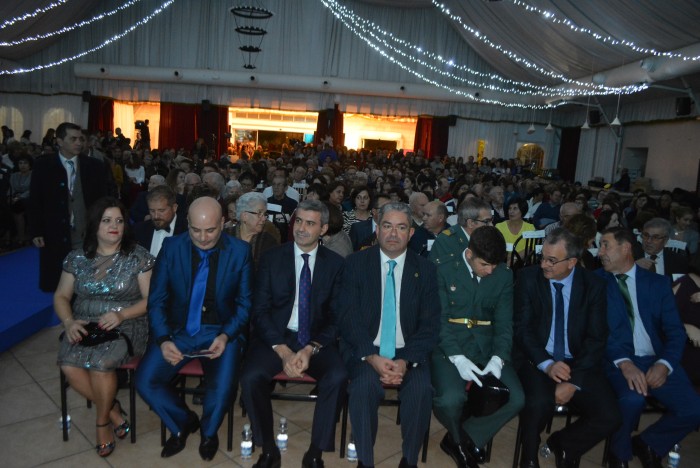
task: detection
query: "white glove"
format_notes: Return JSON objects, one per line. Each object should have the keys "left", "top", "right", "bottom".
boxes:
{"left": 478, "top": 355, "right": 504, "bottom": 379}
{"left": 449, "top": 355, "right": 483, "bottom": 387}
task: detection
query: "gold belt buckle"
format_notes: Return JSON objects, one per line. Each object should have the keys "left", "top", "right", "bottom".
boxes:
{"left": 466, "top": 319, "right": 477, "bottom": 328}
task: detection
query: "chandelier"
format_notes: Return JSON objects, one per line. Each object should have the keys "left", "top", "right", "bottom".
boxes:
{"left": 230, "top": 3, "right": 273, "bottom": 70}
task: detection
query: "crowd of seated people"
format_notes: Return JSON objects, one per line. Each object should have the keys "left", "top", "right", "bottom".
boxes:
{"left": 6, "top": 119, "right": 700, "bottom": 467}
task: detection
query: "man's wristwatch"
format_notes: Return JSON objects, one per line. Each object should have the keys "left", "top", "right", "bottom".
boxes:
{"left": 310, "top": 341, "right": 322, "bottom": 356}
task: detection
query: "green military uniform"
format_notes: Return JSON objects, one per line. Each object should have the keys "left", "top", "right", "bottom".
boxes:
{"left": 429, "top": 224, "right": 469, "bottom": 265}
{"left": 431, "top": 253, "right": 525, "bottom": 448}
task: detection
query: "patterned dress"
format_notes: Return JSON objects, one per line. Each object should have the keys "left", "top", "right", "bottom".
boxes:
{"left": 57, "top": 245, "right": 154, "bottom": 370}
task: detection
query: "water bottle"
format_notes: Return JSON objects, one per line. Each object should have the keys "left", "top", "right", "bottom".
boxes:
{"left": 539, "top": 443, "right": 551, "bottom": 459}
{"left": 57, "top": 414, "right": 71, "bottom": 432}
{"left": 276, "top": 417, "right": 288, "bottom": 452}
{"left": 347, "top": 434, "right": 357, "bottom": 462}
{"left": 240, "top": 423, "right": 253, "bottom": 459}
{"left": 667, "top": 443, "right": 680, "bottom": 468}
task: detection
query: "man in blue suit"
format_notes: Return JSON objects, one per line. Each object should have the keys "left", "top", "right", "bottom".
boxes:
{"left": 136, "top": 197, "right": 252, "bottom": 461}
{"left": 240, "top": 200, "right": 346, "bottom": 468}
{"left": 341, "top": 202, "right": 441, "bottom": 468}
{"left": 597, "top": 227, "right": 700, "bottom": 468}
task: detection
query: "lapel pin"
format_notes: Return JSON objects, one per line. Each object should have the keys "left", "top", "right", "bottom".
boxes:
{"left": 414, "top": 272, "right": 419, "bottom": 278}
{"left": 449, "top": 284, "right": 456, "bottom": 291}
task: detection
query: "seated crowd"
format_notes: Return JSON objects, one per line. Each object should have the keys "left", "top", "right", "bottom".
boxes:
{"left": 11, "top": 121, "right": 700, "bottom": 468}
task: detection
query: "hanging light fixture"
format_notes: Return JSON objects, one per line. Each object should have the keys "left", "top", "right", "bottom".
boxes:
{"left": 545, "top": 108, "right": 554, "bottom": 131}
{"left": 611, "top": 91, "right": 622, "bottom": 127}
{"left": 527, "top": 106, "right": 536, "bottom": 134}
{"left": 230, "top": 3, "right": 273, "bottom": 70}
{"left": 581, "top": 94, "right": 591, "bottom": 130}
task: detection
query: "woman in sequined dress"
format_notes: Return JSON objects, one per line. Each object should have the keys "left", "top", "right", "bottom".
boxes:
{"left": 54, "top": 197, "right": 154, "bottom": 457}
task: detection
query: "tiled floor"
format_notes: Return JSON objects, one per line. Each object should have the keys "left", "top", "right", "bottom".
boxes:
{"left": 2, "top": 325, "right": 698, "bottom": 467}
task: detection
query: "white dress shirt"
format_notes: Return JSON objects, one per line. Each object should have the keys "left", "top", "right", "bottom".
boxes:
{"left": 149, "top": 214, "right": 177, "bottom": 257}
{"left": 286, "top": 243, "right": 318, "bottom": 331}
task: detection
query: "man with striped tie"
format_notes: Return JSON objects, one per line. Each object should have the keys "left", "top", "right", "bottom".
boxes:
{"left": 341, "top": 202, "right": 441, "bottom": 468}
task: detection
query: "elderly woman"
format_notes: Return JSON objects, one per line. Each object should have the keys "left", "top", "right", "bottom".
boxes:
{"left": 55, "top": 197, "right": 154, "bottom": 457}
{"left": 342, "top": 186, "right": 372, "bottom": 234}
{"left": 227, "top": 192, "right": 278, "bottom": 269}
{"left": 495, "top": 197, "right": 535, "bottom": 252}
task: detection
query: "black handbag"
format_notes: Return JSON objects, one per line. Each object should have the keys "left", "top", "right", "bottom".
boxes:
{"left": 463, "top": 373, "right": 510, "bottom": 418}
{"left": 60, "top": 322, "right": 133, "bottom": 356}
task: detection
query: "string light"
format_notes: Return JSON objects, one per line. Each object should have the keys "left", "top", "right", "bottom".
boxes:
{"left": 509, "top": 0, "right": 700, "bottom": 62}
{"left": 320, "top": 0, "right": 646, "bottom": 105}
{"left": 0, "top": 1, "right": 68, "bottom": 30}
{"left": 431, "top": 1, "right": 647, "bottom": 93}
{"left": 0, "top": 0, "right": 143, "bottom": 47}
{"left": 320, "top": 0, "right": 554, "bottom": 108}
{"left": 0, "top": 0, "right": 175, "bottom": 76}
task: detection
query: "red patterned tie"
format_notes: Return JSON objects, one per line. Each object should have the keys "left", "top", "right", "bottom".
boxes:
{"left": 297, "top": 253, "right": 311, "bottom": 346}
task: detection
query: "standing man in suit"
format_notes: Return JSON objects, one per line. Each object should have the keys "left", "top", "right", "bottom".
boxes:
{"left": 240, "top": 200, "right": 346, "bottom": 468}
{"left": 597, "top": 227, "right": 700, "bottom": 468}
{"left": 432, "top": 226, "right": 524, "bottom": 468}
{"left": 136, "top": 197, "right": 252, "bottom": 461}
{"left": 514, "top": 228, "right": 621, "bottom": 468}
{"left": 429, "top": 198, "right": 492, "bottom": 265}
{"left": 634, "top": 218, "right": 688, "bottom": 278}
{"left": 133, "top": 185, "right": 187, "bottom": 257}
{"left": 341, "top": 202, "right": 441, "bottom": 468}
{"left": 28, "top": 122, "right": 112, "bottom": 291}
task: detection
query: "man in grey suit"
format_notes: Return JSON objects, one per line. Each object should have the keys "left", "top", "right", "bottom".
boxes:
{"left": 340, "top": 202, "right": 441, "bottom": 468}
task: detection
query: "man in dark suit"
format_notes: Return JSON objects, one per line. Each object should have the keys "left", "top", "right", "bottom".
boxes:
{"left": 408, "top": 200, "right": 449, "bottom": 257}
{"left": 597, "top": 227, "right": 700, "bottom": 468}
{"left": 27, "top": 122, "right": 112, "bottom": 291}
{"left": 432, "top": 226, "right": 524, "bottom": 468}
{"left": 349, "top": 193, "right": 390, "bottom": 251}
{"left": 240, "top": 200, "right": 346, "bottom": 468}
{"left": 514, "top": 228, "right": 621, "bottom": 468}
{"left": 341, "top": 202, "right": 441, "bottom": 468}
{"left": 133, "top": 185, "right": 187, "bottom": 257}
{"left": 633, "top": 218, "right": 688, "bottom": 278}
{"left": 135, "top": 197, "right": 252, "bottom": 461}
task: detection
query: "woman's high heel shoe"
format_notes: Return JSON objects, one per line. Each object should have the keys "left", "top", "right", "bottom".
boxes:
{"left": 96, "top": 422, "right": 115, "bottom": 457}
{"left": 111, "top": 399, "right": 130, "bottom": 439}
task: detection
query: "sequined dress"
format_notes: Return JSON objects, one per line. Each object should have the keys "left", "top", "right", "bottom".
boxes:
{"left": 57, "top": 245, "right": 154, "bottom": 370}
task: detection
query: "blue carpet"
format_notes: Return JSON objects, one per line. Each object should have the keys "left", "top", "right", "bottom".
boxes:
{"left": 0, "top": 247, "right": 58, "bottom": 353}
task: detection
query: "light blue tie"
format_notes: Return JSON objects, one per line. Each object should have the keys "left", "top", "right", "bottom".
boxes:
{"left": 379, "top": 260, "right": 397, "bottom": 359}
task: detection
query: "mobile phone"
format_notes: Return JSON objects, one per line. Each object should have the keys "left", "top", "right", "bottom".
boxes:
{"left": 184, "top": 349, "right": 215, "bottom": 358}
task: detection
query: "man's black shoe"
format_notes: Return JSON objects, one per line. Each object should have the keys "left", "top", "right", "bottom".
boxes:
{"left": 199, "top": 434, "right": 219, "bottom": 460}
{"left": 631, "top": 435, "right": 663, "bottom": 468}
{"left": 302, "top": 450, "right": 324, "bottom": 468}
{"left": 440, "top": 432, "right": 475, "bottom": 468}
{"left": 161, "top": 411, "right": 200, "bottom": 458}
{"left": 252, "top": 451, "right": 281, "bottom": 468}
{"left": 519, "top": 460, "right": 540, "bottom": 468}
{"left": 607, "top": 453, "right": 629, "bottom": 468}
{"left": 459, "top": 431, "right": 487, "bottom": 464}
{"left": 398, "top": 457, "right": 417, "bottom": 468}
{"left": 546, "top": 435, "right": 579, "bottom": 468}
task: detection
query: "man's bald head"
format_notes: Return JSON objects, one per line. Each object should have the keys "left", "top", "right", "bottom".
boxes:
{"left": 188, "top": 197, "right": 224, "bottom": 250}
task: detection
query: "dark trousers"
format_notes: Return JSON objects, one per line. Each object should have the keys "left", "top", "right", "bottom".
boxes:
{"left": 606, "top": 356, "right": 700, "bottom": 461}
{"left": 239, "top": 337, "right": 348, "bottom": 452}
{"left": 135, "top": 325, "right": 244, "bottom": 438}
{"left": 347, "top": 354, "right": 433, "bottom": 466}
{"left": 517, "top": 362, "right": 621, "bottom": 462}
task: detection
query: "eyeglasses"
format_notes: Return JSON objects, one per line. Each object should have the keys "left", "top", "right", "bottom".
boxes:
{"left": 540, "top": 256, "right": 571, "bottom": 267}
{"left": 641, "top": 233, "right": 667, "bottom": 241}
{"left": 470, "top": 217, "right": 493, "bottom": 225}
{"left": 245, "top": 210, "right": 266, "bottom": 218}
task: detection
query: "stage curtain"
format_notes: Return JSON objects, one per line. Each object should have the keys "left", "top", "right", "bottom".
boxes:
{"left": 314, "top": 104, "right": 344, "bottom": 147}
{"left": 197, "top": 104, "right": 229, "bottom": 159}
{"left": 86, "top": 96, "right": 114, "bottom": 134}
{"left": 158, "top": 102, "right": 197, "bottom": 151}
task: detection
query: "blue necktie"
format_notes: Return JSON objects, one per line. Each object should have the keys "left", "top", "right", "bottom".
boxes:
{"left": 379, "top": 260, "right": 397, "bottom": 359}
{"left": 553, "top": 282, "right": 565, "bottom": 361}
{"left": 186, "top": 248, "right": 215, "bottom": 336}
{"left": 297, "top": 253, "right": 311, "bottom": 346}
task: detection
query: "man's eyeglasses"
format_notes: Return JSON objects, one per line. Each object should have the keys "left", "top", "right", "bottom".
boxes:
{"left": 245, "top": 210, "right": 266, "bottom": 218}
{"left": 470, "top": 217, "right": 493, "bottom": 225}
{"left": 540, "top": 256, "right": 571, "bottom": 267}
{"left": 641, "top": 233, "right": 667, "bottom": 242}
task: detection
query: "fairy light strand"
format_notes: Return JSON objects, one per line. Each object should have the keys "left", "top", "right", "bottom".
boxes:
{"left": 431, "top": 0, "right": 648, "bottom": 92}
{"left": 320, "top": 0, "right": 555, "bottom": 109}
{"left": 509, "top": 0, "right": 700, "bottom": 62}
{"left": 0, "top": 1, "right": 68, "bottom": 30}
{"left": 0, "top": 0, "right": 176, "bottom": 76}
{"left": 0, "top": 0, "right": 143, "bottom": 47}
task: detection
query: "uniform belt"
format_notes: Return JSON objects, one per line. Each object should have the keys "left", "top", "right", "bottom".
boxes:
{"left": 448, "top": 318, "right": 492, "bottom": 328}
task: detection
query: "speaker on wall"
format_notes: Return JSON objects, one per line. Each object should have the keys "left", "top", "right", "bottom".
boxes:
{"left": 82, "top": 91, "right": 91, "bottom": 102}
{"left": 447, "top": 115, "right": 458, "bottom": 126}
{"left": 589, "top": 110, "right": 601, "bottom": 125}
{"left": 201, "top": 99, "right": 211, "bottom": 111}
{"left": 676, "top": 97, "right": 692, "bottom": 116}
